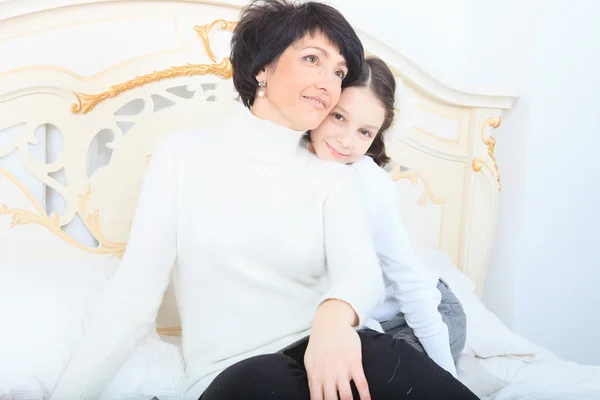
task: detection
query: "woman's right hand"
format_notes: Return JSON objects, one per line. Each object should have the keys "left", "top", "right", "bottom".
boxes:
{"left": 304, "top": 299, "right": 371, "bottom": 400}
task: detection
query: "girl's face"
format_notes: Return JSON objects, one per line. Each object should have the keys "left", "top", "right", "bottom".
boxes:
{"left": 309, "top": 86, "right": 385, "bottom": 164}
{"left": 254, "top": 30, "right": 349, "bottom": 131}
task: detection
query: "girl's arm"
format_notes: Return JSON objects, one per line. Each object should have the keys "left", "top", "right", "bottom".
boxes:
{"left": 369, "top": 167, "right": 457, "bottom": 376}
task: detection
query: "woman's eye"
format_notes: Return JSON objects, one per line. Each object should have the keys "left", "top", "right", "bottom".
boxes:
{"left": 304, "top": 55, "right": 319, "bottom": 64}
{"left": 335, "top": 70, "right": 346, "bottom": 80}
{"left": 360, "top": 129, "right": 372, "bottom": 137}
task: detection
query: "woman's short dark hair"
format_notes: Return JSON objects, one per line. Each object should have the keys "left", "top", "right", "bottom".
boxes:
{"left": 305, "top": 56, "right": 396, "bottom": 167}
{"left": 231, "top": 0, "right": 364, "bottom": 108}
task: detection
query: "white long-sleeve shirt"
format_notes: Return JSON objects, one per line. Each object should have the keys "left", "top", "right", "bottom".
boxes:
{"left": 50, "top": 111, "right": 384, "bottom": 399}
{"left": 352, "top": 156, "right": 457, "bottom": 377}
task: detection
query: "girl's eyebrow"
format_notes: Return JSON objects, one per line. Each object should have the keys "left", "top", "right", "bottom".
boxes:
{"left": 335, "top": 105, "right": 349, "bottom": 115}
{"left": 335, "top": 105, "right": 380, "bottom": 130}
{"left": 362, "top": 124, "right": 380, "bottom": 131}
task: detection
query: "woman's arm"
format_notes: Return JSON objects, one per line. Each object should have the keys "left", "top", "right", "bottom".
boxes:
{"left": 319, "top": 168, "right": 385, "bottom": 325}
{"left": 50, "top": 137, "right": 180, "bottom": 399}
{"left": 304, "top": 168, "right": 384, "bottom": 400}
{"left": 372, "top": 177, "right": 457, "bottom": 376}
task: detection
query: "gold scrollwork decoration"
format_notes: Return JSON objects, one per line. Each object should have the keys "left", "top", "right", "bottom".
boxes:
{"left": 389, "top": 164, "right": 446, "bottom": 206}
{"left": 472, "top": 117, "right": 502, "bottom": 192}
{"left": 71, "top": 58, "right": 232, "bottom": 114}
{"left": 0, "top": 167, "right": 126, "bottom": 258}
{"left": 194, "top": 19, "right": 238, "bottom": 63}
{"left": 71, "top": 19, "right": 238, "bottom": 115}
{"left": 78, "top": 186, "right": 127, "bottom": 258}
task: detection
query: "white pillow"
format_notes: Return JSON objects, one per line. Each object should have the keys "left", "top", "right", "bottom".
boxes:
{"left": 456, "top": 353, "right": 508, "bottom": 398}
{"left": 102, "top": 331, "right": 185, "bottom": 400}
{"left": 413, "top": 249, "right": 539, "bottom": 359}
{"left": 0, "top": 259, "right": 183, "bottom": 399}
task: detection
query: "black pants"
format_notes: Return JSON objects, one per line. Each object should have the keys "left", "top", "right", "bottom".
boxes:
{"left": 200, "top": 330, "right": 478, "bottom": 399}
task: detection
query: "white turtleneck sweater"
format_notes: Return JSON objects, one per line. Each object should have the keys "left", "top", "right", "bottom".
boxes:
{"left": 352, "top": 156, "right": 456, "bottom": 377}
{"left": 50, "top": 110, "right": 384, "bottom": 400}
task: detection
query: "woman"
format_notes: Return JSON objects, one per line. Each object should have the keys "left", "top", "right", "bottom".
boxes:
{"left": 50, "top": 1, "right": 477, "bottom": 399}
{"left": 307, "top": 57, "right": 468, "bottom": 378}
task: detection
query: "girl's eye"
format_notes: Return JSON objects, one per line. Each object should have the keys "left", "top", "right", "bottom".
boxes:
{"left": 333, "top": 113, "right": 345, "bottom": 122}
{"left": 360, "top": 129, "right": 373, "bottom": 138}
{"left": 304, "top": 55, "right": 319, "bottom": 64}
{"left": 334, "top": 70, "right": 346, "bottom": 80}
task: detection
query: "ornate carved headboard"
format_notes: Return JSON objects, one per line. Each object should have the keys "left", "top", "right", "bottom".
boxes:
{"left": 0, "top": 0, "right": 516, "bottom": 335}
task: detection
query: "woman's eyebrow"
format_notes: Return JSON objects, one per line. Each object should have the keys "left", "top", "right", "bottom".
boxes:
{"left": 301, "top": 46, "right": 347, "bottom": 68}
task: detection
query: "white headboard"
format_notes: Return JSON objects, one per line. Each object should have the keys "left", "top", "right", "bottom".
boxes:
{"left": 0, "top": 0, "right": 516, "bottom": 335}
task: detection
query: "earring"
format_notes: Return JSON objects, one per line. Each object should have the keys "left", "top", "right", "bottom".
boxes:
{"left": 257, "top": 81, "right": 266, "bottom": 98}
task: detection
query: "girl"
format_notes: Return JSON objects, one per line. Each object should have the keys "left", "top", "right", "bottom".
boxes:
{"left": 307, "top": 56, "right": 467, "bottom": 378}
{"left": 51, "top": 2, "right": 476, "bottom": 399}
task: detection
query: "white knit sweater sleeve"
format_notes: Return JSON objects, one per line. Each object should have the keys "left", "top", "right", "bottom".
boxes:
{"left": 372, "top": 176, "right": 457, "bottom": 376}
{"left": 50, "top": 137, "right": 179, "bottom": 399}
{"left": 321, "top": 168, "right": 385, "bottom": 326}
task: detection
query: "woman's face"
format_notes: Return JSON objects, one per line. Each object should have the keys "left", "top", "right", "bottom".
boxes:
{"left": 255, "top": 30, "right": 349, "bottom": 131}
{"left": 309, "top": 86, "right": 385, "bottom": 164}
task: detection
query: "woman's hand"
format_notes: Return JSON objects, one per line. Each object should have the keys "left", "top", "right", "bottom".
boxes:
{"left": 304, "top": 299, "right": 371, "bottom": 400}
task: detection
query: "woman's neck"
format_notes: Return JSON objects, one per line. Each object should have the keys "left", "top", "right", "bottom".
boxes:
{"left": 251, "top": 97, "right": 300, "bottom": 131}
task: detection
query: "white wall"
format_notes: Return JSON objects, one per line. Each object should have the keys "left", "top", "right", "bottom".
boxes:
{"left": 329, "top": 0, "right": 468, "bottom": 89}
{"left": 464, "top": 0, "right": 600, "bottom": 365}
{"left": 509, "top": 0, "right": 600, "bottom": 365}
{"left": 462, "top": 0, "right": 540, "bottom": 340}
{"left": 334, "top": 0, "right": 600, "bottom": 365}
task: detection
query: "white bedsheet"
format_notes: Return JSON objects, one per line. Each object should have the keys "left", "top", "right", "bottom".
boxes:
{"left": 483, "top": 355, "right": 600, "bottom": 400}
{"left": 415, "top": 249, "right": 600, "bottom": 399}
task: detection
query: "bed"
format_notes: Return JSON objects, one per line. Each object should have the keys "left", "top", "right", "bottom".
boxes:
{"left": 1, "top": 0, "right": 599, "bottom": 399}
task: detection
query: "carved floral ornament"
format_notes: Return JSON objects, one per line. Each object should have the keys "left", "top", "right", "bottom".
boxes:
{"left": 472, "top": 117, "right": 502, "bottom": 192}
{"left": 388, "top": 163, "right": 446, "bottom": 206}
{"left": 0, "top": 166, "right": 127, "bottom": 258}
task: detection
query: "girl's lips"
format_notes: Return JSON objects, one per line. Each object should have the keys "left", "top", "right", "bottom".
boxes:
{"left": 326, "top": 142, "right": 347, "bottom": 157}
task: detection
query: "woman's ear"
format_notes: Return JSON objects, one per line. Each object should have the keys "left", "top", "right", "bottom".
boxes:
{"left": 255, "top": 68, "right": 267, "bottom": 84}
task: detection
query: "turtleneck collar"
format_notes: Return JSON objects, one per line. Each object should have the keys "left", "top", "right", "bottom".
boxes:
{"left": 221, "top": 109, "right": 308, "bottom": 164}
